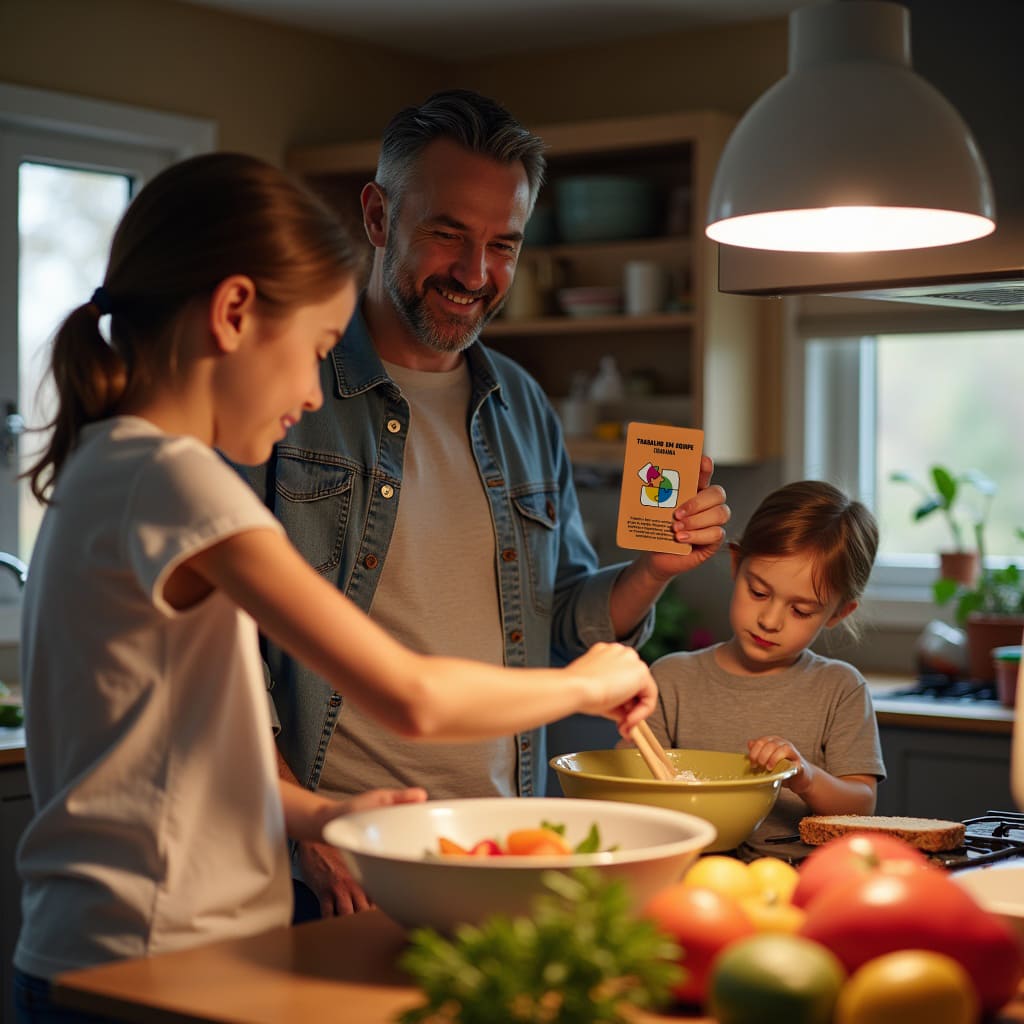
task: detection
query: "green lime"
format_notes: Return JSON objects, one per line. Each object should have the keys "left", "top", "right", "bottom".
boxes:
{"left": 709, "top": 933, "right": 846, "bottom": 1024}
{"left": 0, "top": 703, "right": 24, "bottom": 728}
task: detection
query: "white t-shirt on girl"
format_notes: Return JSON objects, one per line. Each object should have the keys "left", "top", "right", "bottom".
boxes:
{"left": 15, "top": 416, "right": 292, "bottom": 979}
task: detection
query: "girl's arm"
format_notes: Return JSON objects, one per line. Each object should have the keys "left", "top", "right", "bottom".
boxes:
{"left": 746, "top": 736, "right": 878, "bottom": 816}
{"left": 183, "top": 528, "right": 657, "bottom": 740}
{"left": 279, "top": 778, "right": 427, "bottom": 843}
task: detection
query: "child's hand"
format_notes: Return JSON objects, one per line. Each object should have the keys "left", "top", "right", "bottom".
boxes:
{"left": 747, "top": 735, "right": 809, "bottom": 794}
{"left": 566, "top": 641, "right": 658, "bottom": 735}
{"left": 319, "top": 786, "right": 427, "bottom": 830}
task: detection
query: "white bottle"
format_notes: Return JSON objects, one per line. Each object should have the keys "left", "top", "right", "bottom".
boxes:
{"left": 589, "top": 355, "right": 625, "bottom": 404}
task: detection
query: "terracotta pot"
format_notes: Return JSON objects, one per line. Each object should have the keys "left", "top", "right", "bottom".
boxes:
{"left": 939, "top": 550, "right": 980, "bottom": 587}
{"left": 965, "top": 613, "right": 1024, "bottom": 682}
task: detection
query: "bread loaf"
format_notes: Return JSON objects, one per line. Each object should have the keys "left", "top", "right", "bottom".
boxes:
{"left": 798, "top": 814, "right": 965, "bottom": 852}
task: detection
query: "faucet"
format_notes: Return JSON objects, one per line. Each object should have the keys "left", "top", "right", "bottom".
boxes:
{"left": 0, "top": 552, "right": 27, "bottom": 588}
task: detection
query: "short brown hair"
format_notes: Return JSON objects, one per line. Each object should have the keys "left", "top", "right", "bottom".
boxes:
{"left": 732, "top": 480, "right": 879, "bottom": 635}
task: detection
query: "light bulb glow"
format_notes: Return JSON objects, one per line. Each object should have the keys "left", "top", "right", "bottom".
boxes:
{"left": 706, "top": 206, "right": 995, "bottom": 253}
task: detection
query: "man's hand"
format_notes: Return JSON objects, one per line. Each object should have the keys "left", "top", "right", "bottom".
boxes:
{"left": 296, "top": 839, "right": 373, "bottom": 916}
{"left": 300, "top": 785, "right": 427, "bottom": 916}
{"left": 641, "top": 454, "right": 730, "bottom": 583}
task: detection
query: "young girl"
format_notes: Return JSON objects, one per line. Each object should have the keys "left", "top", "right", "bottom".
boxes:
{"left": 14, "top": 152, "right": 656, "bottom": 1020}
{"left": 646, "top": 480, "right": 886, "bottom": 852}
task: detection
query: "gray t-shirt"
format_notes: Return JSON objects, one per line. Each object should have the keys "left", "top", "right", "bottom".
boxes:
{"left": 318, "top": 359, "right": 514, "bottom": 800}
{"left": 648, "top": 644, "right": 886, "bottom": 850}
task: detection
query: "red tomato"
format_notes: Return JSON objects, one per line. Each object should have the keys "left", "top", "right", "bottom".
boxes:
{"left": 800, "top": 860, "right": 1024, "bottom": 1015}
{"left": 469, "top": 839, "right": 503, "bottom": 856}
{"left": 643, "top": 884, "right": 757, "bottom": 1005}
{"left": 792, "top": 833, "right": 932, "bottom": 909}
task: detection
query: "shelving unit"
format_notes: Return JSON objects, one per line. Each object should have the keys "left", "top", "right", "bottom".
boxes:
{"left": 287, "top": 110, "right": 778, "bottom": 466}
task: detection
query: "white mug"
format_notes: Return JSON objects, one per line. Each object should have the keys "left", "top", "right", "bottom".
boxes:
{"left": 623, "top": 260, "right": 667, "bottom": 316}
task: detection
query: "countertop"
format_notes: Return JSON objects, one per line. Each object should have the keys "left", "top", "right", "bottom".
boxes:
{"left": 52, "top": 866, "right": 1024, "bottom": 1024}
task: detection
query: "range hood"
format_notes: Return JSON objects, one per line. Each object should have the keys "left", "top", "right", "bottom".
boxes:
{"left": 717, "top": 0, "right": 1024, "bottom": 310}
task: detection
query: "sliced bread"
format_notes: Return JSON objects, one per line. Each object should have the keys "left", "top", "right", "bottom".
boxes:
{"left": 798, "top": 814, "right": 966, "bottom": 852}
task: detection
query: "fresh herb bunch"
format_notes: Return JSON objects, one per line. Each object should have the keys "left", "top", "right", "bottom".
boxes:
{"left": 398, "top": 868, "right": 682, "bottom": 1024}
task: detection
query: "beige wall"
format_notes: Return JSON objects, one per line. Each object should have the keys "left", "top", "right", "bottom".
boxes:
{"left": 0, "top": 0, "right": 442, "bottom": 161}
{"left": 460, "top": 19, "right": 787, "bottom": 127}
{"left": 2, "top": 0, "right": 788, "bottom": 160}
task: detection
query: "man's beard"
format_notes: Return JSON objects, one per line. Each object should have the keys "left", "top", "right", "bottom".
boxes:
{"left": 382, "top": 239, "right": 504, "bottom": 354}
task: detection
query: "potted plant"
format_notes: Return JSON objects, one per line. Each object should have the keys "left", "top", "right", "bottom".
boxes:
{"left": 934, "top": 527, "right": 1024, "bottom": 682}
{"left": 889, "top": 465, "right": 996, "bottom": 586}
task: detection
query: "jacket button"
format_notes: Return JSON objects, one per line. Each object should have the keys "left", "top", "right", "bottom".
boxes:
{"left": 380, "top": 484, "right": 395, "bottom": 499}
{"left": 386, "top": 418, "right": 402, "bottom": 434}
{"left": 501, "top": 548, "right": 517, "bottom": 562}
{"left": 509, "top": 630, "right": 524, "bottom": 643}
{"left": 546, "top": 499, "right": 556, "bottom": 522}
{"left": 364, "top": 554, "right": 379, "bottom": 569}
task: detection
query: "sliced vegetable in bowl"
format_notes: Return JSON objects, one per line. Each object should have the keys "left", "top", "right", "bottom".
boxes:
{"left": 433, "top": 820, "right": 615, "bottom": 857}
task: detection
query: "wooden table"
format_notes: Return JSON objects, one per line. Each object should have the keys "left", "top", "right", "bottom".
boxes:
{"left": 53, "top": 895, "right": 1024, "bottom": 1024}
{"left": 53, "top": 909, "right": 706, "bottom": 1024}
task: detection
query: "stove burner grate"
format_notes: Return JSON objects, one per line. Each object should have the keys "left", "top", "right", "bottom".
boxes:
{"left": 742, "top": 810, "right": 1024, "bottom": 870}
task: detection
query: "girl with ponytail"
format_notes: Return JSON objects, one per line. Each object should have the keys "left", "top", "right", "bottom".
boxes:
{"left": 15, "top": 153, "right": 655, "bottom": 1021}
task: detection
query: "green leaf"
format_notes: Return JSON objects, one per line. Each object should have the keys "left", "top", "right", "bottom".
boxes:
{"left": 398, "top": 868, "right": 682, "bottom": 1024}
{"left": 541, "top": 820, "right": 567, "bottom": 838}
{"left": 913, "top": 497, "right": 941, "bottom": 522}
{"left": 933, "top": 577, "right": 959, "bottom": 605}
{"left": 932, "top": 466, "right": 957, "bottom": 506}
{"left": 572, "top": 824, "right": 601, "bottom": 854}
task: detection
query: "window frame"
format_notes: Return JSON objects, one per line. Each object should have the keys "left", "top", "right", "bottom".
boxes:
{"left": 0, "top": 82, "right": 215, "bottom": 641}
{"left": 785, "top": 297, "right": 1024, "bottom": 630}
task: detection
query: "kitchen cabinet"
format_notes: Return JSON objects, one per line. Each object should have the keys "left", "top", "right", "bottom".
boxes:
{"left": 0, "top": 757, "right": 31, "bottom": 1024}
{"left": 286, "top": 111, "right": 778, "bottom": 466}
{"left": 876, "top": 724, "right": 1014, "bottom": 821}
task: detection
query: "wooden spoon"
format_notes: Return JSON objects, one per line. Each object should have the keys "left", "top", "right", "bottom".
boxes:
{"left": 630, "top": 720, "right": 676, "bottom": 781}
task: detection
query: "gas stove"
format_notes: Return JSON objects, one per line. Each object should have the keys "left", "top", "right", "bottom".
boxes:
{"left": 882, "top": 673, "right": 999, "bottom": 703}
{"left": 740, "top": 810, "right": 1024, "bottom": 872}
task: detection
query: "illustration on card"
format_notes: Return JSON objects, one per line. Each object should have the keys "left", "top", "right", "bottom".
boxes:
{"left": 637, "top": 462, "right": 680, "bottom": 508}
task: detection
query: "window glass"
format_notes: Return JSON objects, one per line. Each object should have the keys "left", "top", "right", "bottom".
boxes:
{"left": 875, "top": 330, "right": 1024, "bottom": 562}
{"left": 18, "top": 162, "right": 130, "bottom": 556}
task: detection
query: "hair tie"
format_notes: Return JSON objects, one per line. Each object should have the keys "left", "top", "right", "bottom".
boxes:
{"left": 90, "top": 286, "right": 114, "bottom": 316}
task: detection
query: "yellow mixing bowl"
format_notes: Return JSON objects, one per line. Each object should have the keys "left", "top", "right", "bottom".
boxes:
{"left": 550, "top": 748, "right": 797, "bottom": 852}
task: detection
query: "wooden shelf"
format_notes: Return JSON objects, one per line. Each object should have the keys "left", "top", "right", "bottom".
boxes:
{"left": 565, "top": 438, "right": 626, "bottom": 466}
{"left": 485, "top": 311, "right": 694, "bottom": 337}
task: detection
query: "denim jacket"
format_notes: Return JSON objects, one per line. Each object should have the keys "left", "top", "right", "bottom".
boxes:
{"left": 244, "top": 307, "right": 651, "bottom": 796}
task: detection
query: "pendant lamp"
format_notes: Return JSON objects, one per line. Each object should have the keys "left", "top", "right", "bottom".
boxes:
{"left": 705, "top": 0, "right": 995, "bottom": 253}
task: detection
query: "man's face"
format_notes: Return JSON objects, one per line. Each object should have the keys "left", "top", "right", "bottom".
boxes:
{"left": 382, "top": 138, "right": 531, "bottom": 354}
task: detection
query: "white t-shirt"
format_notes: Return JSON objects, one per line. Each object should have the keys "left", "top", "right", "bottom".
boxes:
{"left": 16, "top": 416, "right": 292, "bottom": 978}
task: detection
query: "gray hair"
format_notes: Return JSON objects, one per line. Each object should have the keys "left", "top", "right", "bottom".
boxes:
{"left": 375, "top": 89, "right": 547, "bottom": 215}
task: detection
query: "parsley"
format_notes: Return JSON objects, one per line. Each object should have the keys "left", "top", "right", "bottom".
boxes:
{"left": 397, "top": 868, "right": 682, "bottom": 1024}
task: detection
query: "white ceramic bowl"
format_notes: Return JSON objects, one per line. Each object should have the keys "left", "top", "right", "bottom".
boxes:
{"left": 954, "top": 865, "right": 1024, "bottom": 943}
{"left": 322, "top": 796, "right": 716, "bottom": 932}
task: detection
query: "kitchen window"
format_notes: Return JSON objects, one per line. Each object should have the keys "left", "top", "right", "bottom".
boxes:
{"left": 0, "top": 82, "right": 214, "bottom": 636}
{"left": 794, "top": 325, "right": 1024, "bottom": 627}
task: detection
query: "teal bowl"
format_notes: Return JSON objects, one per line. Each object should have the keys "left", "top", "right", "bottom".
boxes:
{"left": 555, "top": 176, "right": 658, "bottom": 243}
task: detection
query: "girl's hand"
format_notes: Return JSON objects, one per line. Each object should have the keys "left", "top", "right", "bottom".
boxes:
{"left": 566, "top": 642, "right": 659, "bottom": 735}
{"left": 318, "top": 786, "right": 428, "bottom": 832}
{"left": 747, "top": 735, "right": 809, "bottom": 794}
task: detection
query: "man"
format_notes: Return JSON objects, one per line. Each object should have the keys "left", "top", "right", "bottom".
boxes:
{"left": 247, "top": 89, "right": 730, "bottom": 915}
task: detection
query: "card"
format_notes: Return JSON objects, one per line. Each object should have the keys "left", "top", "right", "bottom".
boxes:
{"left": 615, "top": 422, "right": 704, "bottom": 555}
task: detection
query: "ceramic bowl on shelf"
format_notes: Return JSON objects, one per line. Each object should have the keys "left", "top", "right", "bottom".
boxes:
{"left": 555, "top": 176, "right": 659, "bottom": 243}
{"left": 556, "top": 286, "right": 622, "bottom": 317}
{"left": 550, "top": 748, "right": 797, "bottom": 853}
{"left": 322, "top": 796, "right": 716, "bottom": 932}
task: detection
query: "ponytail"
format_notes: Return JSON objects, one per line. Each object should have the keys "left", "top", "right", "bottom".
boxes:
{"left": 26, "top": 301, "right": 127, "bottom": 503}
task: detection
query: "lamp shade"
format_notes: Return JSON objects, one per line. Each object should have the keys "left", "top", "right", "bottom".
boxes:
{"left": 705, "top": 0, "right": 995, "bottom": 253}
